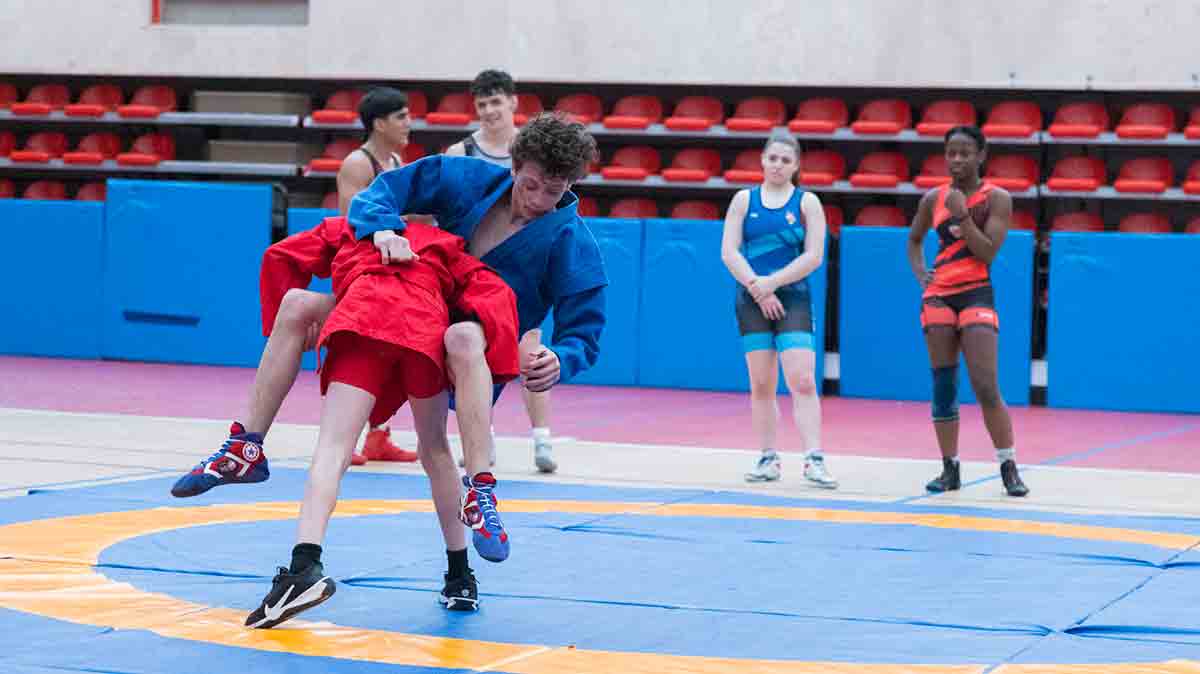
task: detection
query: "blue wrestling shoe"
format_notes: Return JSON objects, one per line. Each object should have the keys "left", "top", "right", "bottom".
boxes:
{"left": 459, "top": 473, "right": 509, "bottom": 562}
{"left": 171, "top": 422, "right": 269, "bottom": 497}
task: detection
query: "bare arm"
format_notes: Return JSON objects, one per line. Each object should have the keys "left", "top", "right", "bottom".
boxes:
{"left": 908, "top": 191, "right": 936, "bottom": 288}
{"left": 444, "top": 141, "right": 466, "bottom": 157}
{"left": 720, "top": 190, "right": 758, "bottom": 287}
{"left": 764, "top": 191, "right": 826, "bottom": 288}
{"left": 335, "top": 153, "right": 375, "bottom": 215}
{"left": 957, "top": 188, "right": 1011, "bottom": 264}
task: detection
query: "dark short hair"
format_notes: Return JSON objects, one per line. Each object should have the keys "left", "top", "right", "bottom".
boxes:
{"left": 510, "top": 112, "right": 598, "bottom": 182}
{"left": 469, "top": 69, "right": 516, "bottom": 98}
{"left": 358, "top": 87, "right": 408, "bottom": 132}
{"left": 944, "top": 124, "right": 987, "bottom": 152}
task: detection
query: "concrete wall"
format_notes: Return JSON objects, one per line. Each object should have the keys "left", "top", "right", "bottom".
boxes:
{"left": 2, "top": 0, "right": 1195, "bottom": 89}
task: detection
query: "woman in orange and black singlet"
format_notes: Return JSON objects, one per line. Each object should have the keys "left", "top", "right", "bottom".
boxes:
{"left": 906, "top": 125, "right": 1028, "bottom": 497}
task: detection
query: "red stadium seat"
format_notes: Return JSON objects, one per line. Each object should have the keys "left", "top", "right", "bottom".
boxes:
{"left": 406, "top": 90, "right": 428, "bottom": 119}
{"left": 985, "top": 154, "right": 1040, "bottom": 191}
{"left": 1113, "top": 157, "right": 1173, "bottom": 194}
{"left": 1051, "top": 212, "right": 1104, "bottom": 232}
{"left": 312, "top": 90, "right": 364, "bottom": 124}
{"left": 11, "top": 83, "right": 70, "bottom": 116}
{"left": 1046, "top": 157, "right": 1106, "bottom": 192}
{"left": 789, "top": 97, "right": 848, "bottom": 134}
{"left": 116, "top": 132, "right": 175, "bottom": 165}
{"left": 1183, "top": 161, "right": 1200, "bottom": 195}
{"left": 0, "top": 178, "right": 14, "bottom": 198}
{"left": 22, "top": 180, "right": 68, "bottom": 201}
{"left": 723, "top": 150, "right": 764, "bottom": 184}
{"left": 426, "top": 92, "right": 477, "bottom": 126}
{"left": 662, "top": 148, "right": 721, "bottom": 182}
{"left": 1116, "top": 103, "right": 1176, "bottom": 139}
{"left": 577, "top": 196, "right": 599, "bottom": 217}
{"left": 400, "top": 142, "right": 426, "bottom": 164}
{"left": 306, "top": 138, "right": 359, "bottom": 173}
{"left": 609, "top": 198, "right": 658, "bottom": 218}
{"left": 664, "top": 96, "right": 724, "bottom": 131}
{"left": 914, "top": 155, "right": 952, "bottom": 188}
{"left": 602, "top": 95, "right": 663, "bottom": 129}
{"left": 726, "top": 97, "right": 786, "bottom": 132}
{"left": 982, "top": 101, "right": 1042, "bottom": 138}
{"left": 554, "top": 93, "right": 604, "bottom": 125}
{"left": 1186, "top": 107, "right": 1200, "bottom": 140}
{"left": 670, "top": 200, "right": 721, "bottom": 220}
{"left": 63, "top": 133, "right": 122, "bottom": 165}
{"left": 1119, "top": 213, "right": 1171, "bottom": 234}
{"left": 1186, "top": 216, "right": 1200, "bottom": 234}
{"left": 118, "top": 85, "right": 177, "bottom": 118}
{"left": 321, "top": 192, "right": 338, "bottom": 210}
{"left": 0, "top": 83, "right": 16, "bottom": 109}
{"left": 1048, "top": 102, "right": 1110, "bottom": 138}
{"left": 513, "top": 94, "right": 545, "bottom": 126}
{"left": 916, "top": 100, "right": 977, "bottom": 137}
{"left": 1010, "top": 210, "right": 1037, "bottom": 230}
{"left": 10, "top": 132, "right": 68, "bottom": 163}
{"left": 824, "top": 204, "right": 845, "bottom": 238}
{"left": 850, "top": 99, "right": 912, "bottom": 135}
{"left": 600, "top": 146, "right": 661, "bottom": 180}
{"left": 76, "top": 182, "right": 107, "bottom": 202}
{"left": 65, "top": 84, "right": 124, "bottom": 117}
{"left": 0, "top": 130, "right": 14, "bottom": 157}
{"left": 849, "top": 151, "right": 910, "bottom": 188}
{"left": 798, "top": 150, "right": 846, "bottom": 186}
{"left": 854, "top": 205, "right": 907, "bottom": 227}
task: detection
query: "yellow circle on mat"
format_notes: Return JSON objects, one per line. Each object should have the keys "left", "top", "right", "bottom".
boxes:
{"left": 0, "top": 499, "right": 1196, "bottom": 674}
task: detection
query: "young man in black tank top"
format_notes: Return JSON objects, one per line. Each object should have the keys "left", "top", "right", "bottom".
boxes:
{"left": 336, "top": 87, "right": 410, "bottom": 214}
{"left": 337, "top": 87, "right": 417, "bottom": 464}
{"left": 445, "top": 70, "right": 558, "bottom": 474}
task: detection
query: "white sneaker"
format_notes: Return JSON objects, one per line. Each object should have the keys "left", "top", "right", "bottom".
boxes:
{"left": 803, "top": 454, "right": 838, "bottom": 489}
{"left": 745, "top": 452, "right": 781, "bottom": 482}
{"left": 533, "top": 439, "right": 557, "bottom": 473}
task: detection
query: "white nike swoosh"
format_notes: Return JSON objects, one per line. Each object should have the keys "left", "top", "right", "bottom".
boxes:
{"left": 263, "top": 585, "right": 294, "bottom": 621}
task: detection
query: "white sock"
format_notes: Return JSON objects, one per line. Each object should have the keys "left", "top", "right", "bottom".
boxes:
{"left": 532, "top": 427, "right": 550, "bottom": 441}
{"left": 996, "top": 447, "right": 1015, "bottom": 463}
{"left": 947, "top": 455, "right": 960, "bottom": 465}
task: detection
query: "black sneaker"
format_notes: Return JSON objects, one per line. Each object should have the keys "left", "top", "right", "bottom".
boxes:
{"left": 245, "top": 563, "right": 337, "bottom": 629}
{"left": 926, "top": 457, "right": 962, "bottom": 493}
{"left": 1000, "top": 460, "right": 1029, "bottom": 497}
{"left": 439, "top": 571, "right": 479, "bottom": 611}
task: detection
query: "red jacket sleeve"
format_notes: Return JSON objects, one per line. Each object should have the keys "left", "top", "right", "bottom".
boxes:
{"left": 259, "top": 219, "right": 340, "bottom": 336}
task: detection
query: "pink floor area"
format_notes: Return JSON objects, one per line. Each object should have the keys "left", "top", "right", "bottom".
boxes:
{"left": 2, "top": 356, "right": 1197, "bottom": 473}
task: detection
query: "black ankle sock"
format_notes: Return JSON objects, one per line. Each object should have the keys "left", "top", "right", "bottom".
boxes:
{"left": 447, "top": 547, "right": 470, "bottom": 578}
{"left": 290, "top": 543, "right": 322, "bottom": 574}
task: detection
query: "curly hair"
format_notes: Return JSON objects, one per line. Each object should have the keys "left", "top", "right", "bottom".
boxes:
{"left": 944, "top": 124, "right": 987, "bottom": 152}
{"left": 469, "top": 69, "right": 516, "bottom": 98}
{"left": 510, "top": 112, "right": 599, "bottom": 182}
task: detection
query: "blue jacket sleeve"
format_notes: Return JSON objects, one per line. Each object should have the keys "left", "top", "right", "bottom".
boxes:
{"left": 349, "top": 156, "right": 462, "bottom": 240}
{"left": 548, "top": 285, "right": 606, "bottom": 383}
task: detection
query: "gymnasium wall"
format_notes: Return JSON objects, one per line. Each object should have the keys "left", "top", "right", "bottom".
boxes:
{"left": 3, "top": 0, "right": 1196, "bottom": 90}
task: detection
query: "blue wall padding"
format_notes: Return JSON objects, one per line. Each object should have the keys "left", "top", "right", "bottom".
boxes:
{"left": 839, "top": 227, "right": 1033, "bottom": 405}
{"left": 1048, "top": 233, "right": 1200, "bottom": 413}
{"left": 287, "top": 208, "right": 337, "bottom": 370}
{"left": 540, "top": 218, "right": 644, "bottom": 386}
{"left": 636, "top": 218, "right": 826, "bottom": 391}
{"left": 101, "top": 180, "right": 273, "bottom": 367}
{"left": 0, "top": 200, "right": 105, "bottom": 358}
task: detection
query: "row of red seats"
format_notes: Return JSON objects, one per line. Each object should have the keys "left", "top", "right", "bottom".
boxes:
{"left": 1046, "top": 156, "right": 1200, "bottom": 193}
{"left": 305, "top": 138, "right": 427, "bottom": 174}
{"left": 0, "top": 178, "right": 106, "bottom": 201}
{"left": 0, "top": 130, "right": 176, "bottom": 164}
{"left": 5, "top": 82, "right": 1198, "bottom": 141}
{"left": 0, "top": 83, "right": 177, "bottom": 118}
{"left": 313, "top": 90, "right": 1200, "bottom": 140}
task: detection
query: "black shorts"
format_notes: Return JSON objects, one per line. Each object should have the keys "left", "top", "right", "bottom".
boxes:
{"left": 921, "top": 285, "right": 999, "bottom": 332}
{"left": 735, "top": 288, "right": 814, "bottom": 352}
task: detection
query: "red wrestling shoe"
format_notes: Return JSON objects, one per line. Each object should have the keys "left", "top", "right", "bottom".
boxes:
{"left": 362, "top": 426, "right": 418, "bottom": 462}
